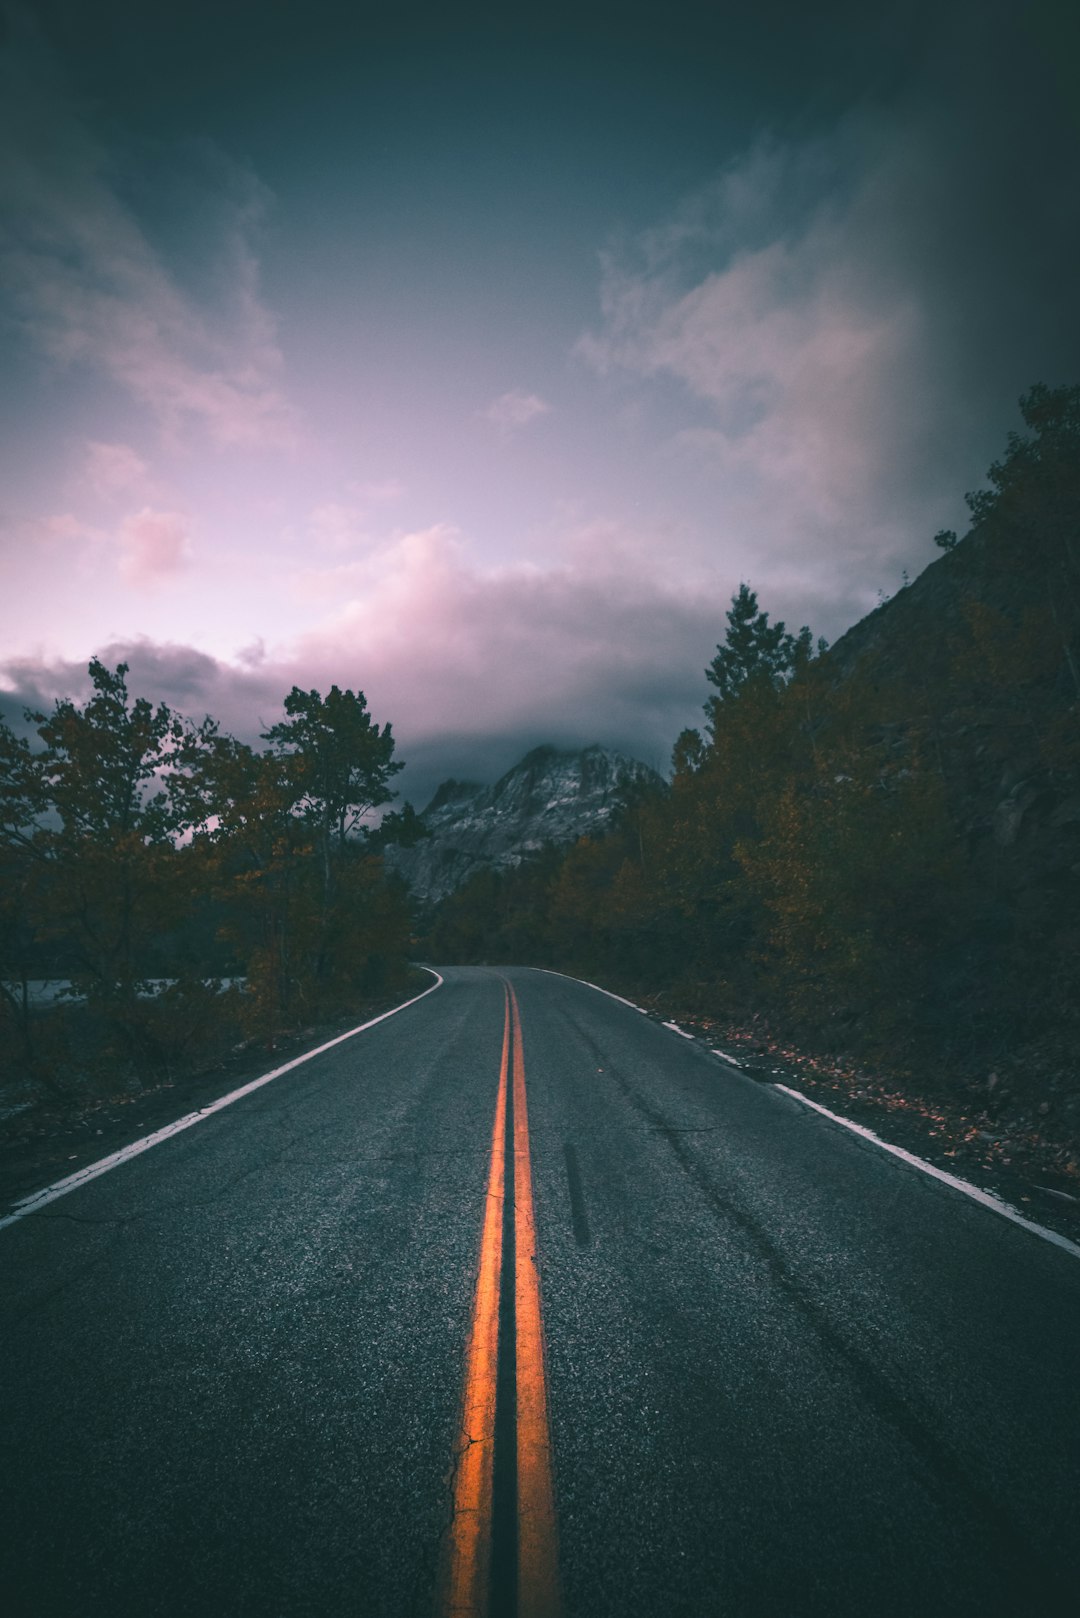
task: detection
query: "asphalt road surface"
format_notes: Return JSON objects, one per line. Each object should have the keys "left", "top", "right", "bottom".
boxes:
{"left": 2, "top": 965, "right": 1078, "bottom": 1617}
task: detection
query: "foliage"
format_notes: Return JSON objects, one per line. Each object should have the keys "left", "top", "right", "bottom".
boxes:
{"left": 0, "top": 668, "right": 414, "bottom": 1105}
{"left": 703, "top": 582, "right": 815, "bottom": 723}
{"left": 422, "top": 387, "right": 1080, "bottom": 1078}
{"left": 6, "top": 387, "right": 1078, "bottom": 1108}
{"left": 263, "top": 684, "right": 403, "bottom": 852}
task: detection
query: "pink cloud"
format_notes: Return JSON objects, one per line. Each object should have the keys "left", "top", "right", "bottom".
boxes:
{"left": 43, "top": 512, "right": 94, "bottom": 542}
{"left": 347, "top": 478, "right": 406, "bottom": 504}
{"left": 283, "top": 522, "right": 719, "bottom": 763}
{"left": 117, "top": 507, "right": 191, "bottom": 587}
{"left": 1, "top": 517, "right": 720, "bottom": 800}
{"left": 305, "top": 502, "right": 375, "bottom": 555}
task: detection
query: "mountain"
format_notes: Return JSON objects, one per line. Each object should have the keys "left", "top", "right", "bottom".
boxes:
{"left": 386, "top": 744, "right": 662, "bottom": 904}
{"left": 825, "top": 519, "right": 1080, "bottom": 893}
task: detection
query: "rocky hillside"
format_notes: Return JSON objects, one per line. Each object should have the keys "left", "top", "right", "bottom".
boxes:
{"left": 827, "top": 520, "right": 1080, "bottom": 916}
{"left": 413, "top": 389, "right": 1080, "bottom": 1218}
{"left": 387, "top": 744, "right": 661, "bottom": 903}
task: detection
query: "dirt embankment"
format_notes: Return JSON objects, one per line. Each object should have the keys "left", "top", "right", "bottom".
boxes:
{"left": 633, "top": 987, "right": 1080, "bottom": 1246}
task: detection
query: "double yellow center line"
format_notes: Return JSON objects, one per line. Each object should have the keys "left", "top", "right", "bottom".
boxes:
{"left": 441, "top": 983, "right": 560, "bottom": 1618}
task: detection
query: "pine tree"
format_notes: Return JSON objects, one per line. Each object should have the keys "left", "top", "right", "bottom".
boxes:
{"left": 705, "top": 584, "right": 812, "bottom": 706}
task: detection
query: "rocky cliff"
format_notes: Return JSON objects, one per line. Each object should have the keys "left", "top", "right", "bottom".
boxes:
{"left": 387, "top": 744, "right": 662, "bottom": 904}
{"left": 826, "top": 525, "right": 1080, "bottom": 891}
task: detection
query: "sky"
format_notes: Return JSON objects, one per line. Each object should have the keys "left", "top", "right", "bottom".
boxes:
{"left": 2, "top": 0, "right": 1078, "bottom": 807}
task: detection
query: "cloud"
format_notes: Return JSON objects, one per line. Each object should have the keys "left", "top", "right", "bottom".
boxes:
{"left": 303, "top": 482, "right": 409, "bottom": 554}
{"left": 84, "top": 441, "right": 151, "bottom": 500}
{"left": 305, "top": 501, "right": 375, "bottom": 555}
{"left": 42, "top": 512, "right": 102, "bottom": 544}
{"left": 578, "top": 6, "right": 1080, "bottom": 603}
{"left": 117, "top": 507, "right": 191, "bottom": 586}
{"left": 347, "top": 478, "right": 405, "bottom": 505}
{"left": 24, "top": 500, "right": 190, "bottom": 586}
{"left": 0, "top": 638, "right": 279, "bottom": 741}
{"left": 0, "top": 21, "right": 297, "bottom": 450}
{"left": 483, "top": 390, "right": 551, "bottom": 433}
{"left": 0, "top": 520, "right": 721, "bottom": 804}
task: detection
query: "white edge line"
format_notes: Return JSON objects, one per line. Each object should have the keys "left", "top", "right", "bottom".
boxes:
{"left": 0, "top": 969, "right": 445, "bottom": 1234}
{"left": 662, "top": 1021, "right": 695, "bottom": 1040}
{"left": 711, "top": 1050, "right": 744, "bottom": 1068}
{"left": 774, "top": 1082, "right": 1080, "bottom": 1263}
{"left": 531, "top": 965, "right": 648, "bottom": 1012}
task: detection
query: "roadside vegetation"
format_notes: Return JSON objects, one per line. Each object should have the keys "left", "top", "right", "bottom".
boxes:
{"left": 423, "top": 386, "right": 1080, "bottom": 1190}
{"left": 0, "top": 673, "right": 422, "bottom": 1114}
{"left": 5, "top": 385, "right": 1078, "bottom": 1198}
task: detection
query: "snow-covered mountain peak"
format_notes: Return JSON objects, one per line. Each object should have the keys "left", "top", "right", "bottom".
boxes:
{"left": 387, "top": 744, "right": 662, "bottom": 904}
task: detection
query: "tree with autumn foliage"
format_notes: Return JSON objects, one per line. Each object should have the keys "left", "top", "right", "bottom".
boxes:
{"left": 182, "top": 688, "right": 412, "bottom": 1044}
{"left": 422, "top": 387, "right": 1080, "bottom": 1102}
{"left": 0, "top": 662, "right": 225, "bottom": 1081}
{"left": 0, "top": 664, "right": 415, "bottom": 1099}
{"left": 28, "top": 663, "right": 199, "bottom": 1034}
{"left": 0, "top": 720, "right": 43, "bottom": 1045}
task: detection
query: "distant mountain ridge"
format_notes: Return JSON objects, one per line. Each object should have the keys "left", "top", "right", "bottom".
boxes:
{"left": 387, "top": 744, "right": 662, "bottom": 903}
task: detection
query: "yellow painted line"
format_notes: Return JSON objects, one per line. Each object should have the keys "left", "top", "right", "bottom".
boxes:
{"left": 509, "top": 984, "right": 561, "bottom": 1618}
{"left": 442, "top": 992, "right": 510, "bottom": 1616}
{"left": 440, "top": 983, "right": 561, "bottom": 1617}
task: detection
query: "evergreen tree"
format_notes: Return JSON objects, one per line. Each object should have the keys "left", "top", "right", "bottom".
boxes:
{"left": 705, "top": 584, "right": 812, "bottom": 706}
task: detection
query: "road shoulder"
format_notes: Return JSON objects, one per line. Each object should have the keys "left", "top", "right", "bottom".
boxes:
{"left": 0, "top": 968, "right": 439, "bottom": 1216}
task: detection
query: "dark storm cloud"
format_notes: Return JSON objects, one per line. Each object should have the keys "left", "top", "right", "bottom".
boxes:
{"left": 0, "top": 8, "right": 296, "bottom": 451}
{"left": 3, "top": 0, "right": 1076, "bottom": 792}
{"left": 0, "top": 641, "right": 281, "bottom": 740}
{"left": 580, "top": 0, "right": 1080, "bottom": 628}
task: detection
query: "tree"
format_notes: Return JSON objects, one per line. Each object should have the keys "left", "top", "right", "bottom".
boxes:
{"left": 15, "top": 661, "right": 211, "bottom": 1076}
{"left": 0, "top": 661, "right": 417, "bottom": 1097}
{"left": 965, "top": 383, "right": 1080, "bottom": 540}
{"left": 32, "top": 660, "right": 184, "bottom": 844}
{"left": 181, "top": 732, "right": 307, "bottom": 1043}
{"left": 0, "top": 719, "right": 42, "bottom": 1039}
{"left": 369, "top": 800, "right": 428, "bottom": 851}
{"left": 263, "top": 685, "right": 402, "bottom": 879}
{"left": 705, "top": 584, "right": 813, "bottom": 707}
{"left": 30, "top": 662, "right": 188, "bottom": 999}
{"left": 260, "top": 684, "right": 405, "bottom": 991}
